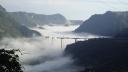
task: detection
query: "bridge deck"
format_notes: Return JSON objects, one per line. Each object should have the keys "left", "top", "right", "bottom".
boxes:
{"left": 44, "top": 36, "right": 90, "bottom": 48}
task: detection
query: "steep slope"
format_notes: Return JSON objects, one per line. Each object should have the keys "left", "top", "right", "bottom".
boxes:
{"left": 0, "top": 5, "right": 41, "bottom": 38}
{"left": 9, "top": 12, "right": 68, "bottom": 27}
{"left": 75, "top": 11, "right": 128, "bottom": 36}
{"left": 65, "top": 38, "right": 128, "bottom": 72}
{"left": 65, "top": 28, "right": 128, "bottom": 72}
{"left": 114, "top": 28, "right": 128, "bottom": 38}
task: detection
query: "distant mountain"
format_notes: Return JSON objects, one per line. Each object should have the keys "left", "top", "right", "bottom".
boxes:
{"left": 75, "top": 11, "right": 128, "bottom": 36}
{"left": 9, "top": 12, "right": 68, "bottom": 27}
{"left": 70, "top": 20, "right": 83, "bottom": 25}
{"left": 0, "top": 5, "right": 41, "bottom": 38}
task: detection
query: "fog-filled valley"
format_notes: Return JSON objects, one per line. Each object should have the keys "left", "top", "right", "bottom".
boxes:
{"left": 0, "top": 1, "right": 128, "bottom": 72}
{"left": 0, "top": 4, "right": 88, "bottom": 72}
{"left": 0, "top": 25, "right": 97, "bottom": 72}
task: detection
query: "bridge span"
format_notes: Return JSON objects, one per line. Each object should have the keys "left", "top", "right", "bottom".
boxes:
{"left": 44, "top": 36, "right": 89, "bottom": 48}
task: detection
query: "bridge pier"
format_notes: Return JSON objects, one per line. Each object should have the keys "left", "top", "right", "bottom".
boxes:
{"left": 75, "top": 39, "right": 77, "bottom": 43}
{"left": 60, "top": 38, "right": 64, "bottom": 48}
{"left": 44, "top": 36, "right": 88, "bottom": 48}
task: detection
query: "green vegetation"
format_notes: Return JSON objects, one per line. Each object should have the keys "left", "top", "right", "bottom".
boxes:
{"left": 113, "top": 69, "right": 128, "bottom": 72}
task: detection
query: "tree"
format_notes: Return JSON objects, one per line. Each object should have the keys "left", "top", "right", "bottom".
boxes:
{"left": 0, "top": 49, "right": 23, "bottom": 72}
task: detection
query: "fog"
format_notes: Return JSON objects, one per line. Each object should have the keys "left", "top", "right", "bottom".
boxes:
{"left": 0, "top": 25, "right": 98, "bottom": 72}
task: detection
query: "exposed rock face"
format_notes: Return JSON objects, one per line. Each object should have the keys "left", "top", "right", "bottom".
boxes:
{"left": 75, "top": 11, "right": 128, "bottom": 36}
{"left": 0, "top": 5, "right": 41, "bottom": 38}
{"left": 9, "top": 12, "right": 68, "bottom": 27}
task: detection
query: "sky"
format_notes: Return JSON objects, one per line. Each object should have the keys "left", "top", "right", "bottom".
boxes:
{"left": 0, "top": 0, "right": 128, "bottom": 20}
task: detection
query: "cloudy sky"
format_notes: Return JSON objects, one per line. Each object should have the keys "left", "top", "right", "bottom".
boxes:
{"left": 0, "top": 0, "right": 128, "bottom": 20}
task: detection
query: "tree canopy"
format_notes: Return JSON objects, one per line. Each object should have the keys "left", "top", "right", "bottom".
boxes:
{"left": 0, "top": 49, "right": 23, "bottom": 72}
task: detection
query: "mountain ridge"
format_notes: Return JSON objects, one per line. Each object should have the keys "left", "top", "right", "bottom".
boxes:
{"left": 9, "top": 12, "right": 69, "bottom": 27}
{"left": 75, "top": 11, "right": 128, "bottom": 36}
{"left": 0, "top": 5, "right": 41, "bottom": 38}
